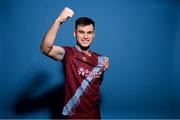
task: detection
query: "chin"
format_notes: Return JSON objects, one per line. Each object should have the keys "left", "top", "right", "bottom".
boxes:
{"left": 78, "top": 44, "right": 90, "bottom": 50}
{"left": 81, "top": 43, "right": 90, "bottom": 47}
{"left": 77, "top": 42, "right": 91, "bottom": 49}
{"left": 82, "top": 44, "right": 89, "bottom": 47}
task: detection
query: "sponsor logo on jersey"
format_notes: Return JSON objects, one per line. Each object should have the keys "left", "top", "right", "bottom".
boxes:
{"left": 78, "top": 67, "right": 102, "bottom": 78}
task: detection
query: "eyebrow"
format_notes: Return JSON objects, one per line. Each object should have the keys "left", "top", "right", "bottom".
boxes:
{"left": 77, "top": 30, "right": 84, "bottom": 33}
{"left": 77, "top": 30, "right": 94, "bottom": 33}
{"left": 87, "top": 31, "right": 93, "bottom": 34}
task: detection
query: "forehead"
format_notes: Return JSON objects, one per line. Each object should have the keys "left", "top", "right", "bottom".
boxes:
{"left": 76, "top": 24, "right": 94, "bottom": 31}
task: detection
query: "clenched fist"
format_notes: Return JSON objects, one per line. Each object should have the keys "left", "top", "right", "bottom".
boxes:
{"left": 103, "top": 57, "right": 109, "bottom": 71}
{"left": 56, "top": 7, "right": 74, "bottom": 23}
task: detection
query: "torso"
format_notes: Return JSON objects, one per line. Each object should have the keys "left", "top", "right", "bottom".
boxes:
{"left": 61, "top": 46, "right": 104, "bottom": 119}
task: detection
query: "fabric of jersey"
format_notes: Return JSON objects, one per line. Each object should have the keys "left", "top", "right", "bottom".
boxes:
{"left": 60, "top": 46, "right": 105, "bottom": 119}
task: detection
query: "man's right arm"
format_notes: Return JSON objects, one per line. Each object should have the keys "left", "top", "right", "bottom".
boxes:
{"left": 40, "top": 7, "right": 74, "bottom": 61}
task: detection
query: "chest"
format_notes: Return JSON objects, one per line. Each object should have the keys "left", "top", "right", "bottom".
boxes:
{"left": 65, "top": 50, "right": 102, "bottom": 79}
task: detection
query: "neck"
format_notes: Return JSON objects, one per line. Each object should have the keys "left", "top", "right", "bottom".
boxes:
{"left": 76, "top": 44, "right": 90, "bottom": 52}
{"left": 76, "top": 45, "right": 91, "bottom": 56}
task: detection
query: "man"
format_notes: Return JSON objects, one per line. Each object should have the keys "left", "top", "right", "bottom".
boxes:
{"left": 40, "top": 7, "right": 109, "bottom": 119}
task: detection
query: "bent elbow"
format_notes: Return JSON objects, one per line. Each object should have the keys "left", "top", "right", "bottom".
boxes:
{"left": 40, "top": 44, "right": 45, "bottom": 53}
{"left": 40, "top": 44, "right": 52, "bottom": 55}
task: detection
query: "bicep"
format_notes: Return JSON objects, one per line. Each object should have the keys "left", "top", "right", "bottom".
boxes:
{"left": 46, "top": 45, "right": 65, "bottom": 61}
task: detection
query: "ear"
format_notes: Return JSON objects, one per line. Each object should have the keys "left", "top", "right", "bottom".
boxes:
{"left": 93, "top": 33, "right": 95, "bottom": 38}
{"left": 73, "top": 30, "right": 76, "bottom": 37}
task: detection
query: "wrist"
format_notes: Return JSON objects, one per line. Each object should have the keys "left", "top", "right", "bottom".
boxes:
{"left": 55, "top": 18, "right": 63, "bottom": 25}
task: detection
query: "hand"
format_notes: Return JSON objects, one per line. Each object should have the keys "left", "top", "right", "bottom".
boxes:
{"left": 103, "top": 57, "right": 109, "bottom": 71}
{"left": 56, "top": 7, "right": 74, "bottom": 23}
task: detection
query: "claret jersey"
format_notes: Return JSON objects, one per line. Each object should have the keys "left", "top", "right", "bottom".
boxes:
{"left": 60, "top": 46, "right": 106, "bottom": 119}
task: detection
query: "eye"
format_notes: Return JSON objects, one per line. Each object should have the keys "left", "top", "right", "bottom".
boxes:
{"left": 87, "top": 31, "right": 93, "bottom": 34}
{"left": 78, "top": 30, "right": 85, "bottom": 34}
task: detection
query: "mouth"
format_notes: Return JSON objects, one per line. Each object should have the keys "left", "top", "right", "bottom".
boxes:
{"left": 81, "top": 39, "right": 90, "bottom": 41}
{"left": 81, "top": 39, "right": 90, "bottom": 44}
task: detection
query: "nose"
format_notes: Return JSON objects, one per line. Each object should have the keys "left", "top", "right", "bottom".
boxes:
{"left": 83, "top": 33, "right": 88, "bottom": 39}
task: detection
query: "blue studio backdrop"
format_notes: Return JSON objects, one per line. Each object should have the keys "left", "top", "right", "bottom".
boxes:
{"left": 0, "top": 0, "right": 180, "bottom": 119}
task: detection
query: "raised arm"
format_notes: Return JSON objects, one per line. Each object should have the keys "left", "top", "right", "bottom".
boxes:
{"left": 40, "top": 7, "right": 74, "bottom": 61}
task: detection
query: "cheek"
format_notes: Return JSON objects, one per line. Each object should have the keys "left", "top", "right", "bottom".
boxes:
{"left": 77, "top": 34, "right": 83, "bottom": 39}
{"left": 90, "top": 36, "right": 94, "bottom": 41}
{"left": 75, "top": 35, "right": 81, "bottom": 41}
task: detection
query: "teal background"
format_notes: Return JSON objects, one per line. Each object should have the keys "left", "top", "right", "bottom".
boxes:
{"left": 0, "top": 0, "right": 180, "bottom": 119}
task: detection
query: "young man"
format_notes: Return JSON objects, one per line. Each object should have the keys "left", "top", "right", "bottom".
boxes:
{"left": 40, "top": 7, "right": 109, "bottom": 119}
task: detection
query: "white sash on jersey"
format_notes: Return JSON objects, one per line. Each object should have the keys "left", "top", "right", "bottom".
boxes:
{"left": 62, "top": 55, "right": 106, "bottom": 116}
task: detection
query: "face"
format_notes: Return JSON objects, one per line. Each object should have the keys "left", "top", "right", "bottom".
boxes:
{"left": 74, "top": 24, "right": 95, "bottom": 48}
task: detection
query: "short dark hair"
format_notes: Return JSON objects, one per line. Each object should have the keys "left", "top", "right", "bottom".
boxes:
{"left": 75, "top": 17, "right": 95, "bottom": 30}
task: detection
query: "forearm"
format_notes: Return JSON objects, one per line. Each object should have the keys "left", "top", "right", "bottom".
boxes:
{"left": 40, "top": 7, "right": 74, "bottom": 54}
{"left": 40, "top": 19, "right": 62, "bottom": 53}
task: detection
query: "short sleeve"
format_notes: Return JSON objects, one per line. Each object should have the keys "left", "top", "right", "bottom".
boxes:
{"left": 59, "top": 46, "right": 74, "bottom": 62}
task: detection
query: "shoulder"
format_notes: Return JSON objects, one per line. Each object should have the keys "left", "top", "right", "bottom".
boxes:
{"left": 91, "top": 50, "right": 101, "bottom": 57}
{"left": 62, "top": 46, "right": 73, "bottom": 51}
{"left": 91, "top": 50, "right": 109, "bottom": 63}
{"left": 62, "top": 46, "right": 76, "bottom": 53}
{"left": 61, "top": 46, "right": 77, "bottom": 60}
